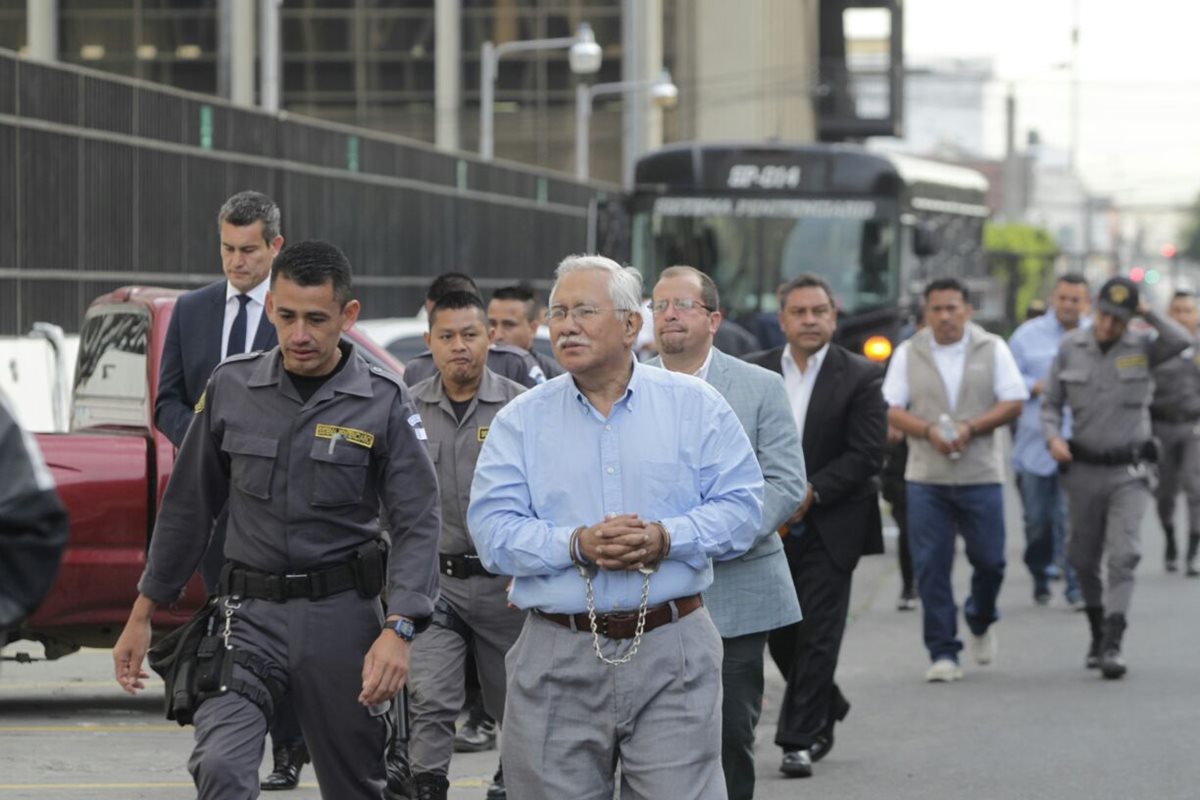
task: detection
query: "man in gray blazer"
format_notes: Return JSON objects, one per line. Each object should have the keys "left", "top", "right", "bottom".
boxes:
{"left": 650, "top": 266, "right": 806, "bottom": 800}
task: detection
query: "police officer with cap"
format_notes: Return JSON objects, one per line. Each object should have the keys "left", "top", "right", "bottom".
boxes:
{"left": 1042, "top": 275, "right": 1190, "bottom": 679}
{"left": 113, "top": 241, "right": 442, "bottom": 799}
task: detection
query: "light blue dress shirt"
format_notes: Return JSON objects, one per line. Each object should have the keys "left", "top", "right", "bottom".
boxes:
{"left": 1009, "top": 313, "right": 1086, "bottom": 476}
{"left": 467, "top": 359, "right": 764, "bottom": 614}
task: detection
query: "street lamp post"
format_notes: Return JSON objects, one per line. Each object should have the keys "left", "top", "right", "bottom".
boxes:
{"left": 575, "top": 69, "right": 678, "bottom": 182}
{"left": 479, "top": 21, "right": 602, "bottom": 161}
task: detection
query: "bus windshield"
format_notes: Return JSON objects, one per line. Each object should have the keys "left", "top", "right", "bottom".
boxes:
{"left": 631, "top": 197, "right": 898, "bottom": 316}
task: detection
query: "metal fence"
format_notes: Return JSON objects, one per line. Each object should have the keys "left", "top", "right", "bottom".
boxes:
{"left": 0, "top": 49, "right": 612, "bottom": 335}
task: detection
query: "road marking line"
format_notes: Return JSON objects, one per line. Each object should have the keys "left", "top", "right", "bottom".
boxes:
{"left": 0, "top": 724, "right": 183, "bottom": 733}
{"left": 0, "top": 779, "right": 487, "bottom": 790}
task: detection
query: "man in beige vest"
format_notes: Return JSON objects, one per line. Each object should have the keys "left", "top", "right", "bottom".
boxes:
{"left": 882, "top": 278, "right": 1027, "bottom": 682}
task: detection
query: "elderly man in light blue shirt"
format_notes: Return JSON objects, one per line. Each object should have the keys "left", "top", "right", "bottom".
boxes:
{"left": 1008, "top": 274, "right": 1089, "bottom": 607}
{"left": 468, "top": 254, "right": 763, "bottom": 800}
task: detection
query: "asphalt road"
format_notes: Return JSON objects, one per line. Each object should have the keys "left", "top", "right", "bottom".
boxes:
{"left": 3, "top": 487, "right": 1198, "bottom": 800}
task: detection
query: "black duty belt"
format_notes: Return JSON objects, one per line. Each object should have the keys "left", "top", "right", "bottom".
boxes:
{"left": 219, "top": 540, "right": 387, "bottom": 602}
{"left": 1151, "top": 410, "right": 1200, "bottom": 425}
{"left": 1069, "top": 440, "right": 1157, "bottom": 467}
{"left": 439, "top": 552, "right": 496, "bottom": 580}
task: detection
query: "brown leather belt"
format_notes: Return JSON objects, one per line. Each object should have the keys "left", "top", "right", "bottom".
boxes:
{"left": 535, "top": 594, "right": 703, "bottom": 640}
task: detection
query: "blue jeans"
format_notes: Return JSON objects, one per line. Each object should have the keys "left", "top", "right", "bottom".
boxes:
{"left": 1016, "top": 471, "right": 1080, "bottom": 601}
{"left": 906, "top": 482, "right": 1007, "bottom": 662}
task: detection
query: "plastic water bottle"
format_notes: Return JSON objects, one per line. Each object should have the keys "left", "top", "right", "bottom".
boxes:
{"left": 938, "top": 414, "right": 961, "bottom": 460}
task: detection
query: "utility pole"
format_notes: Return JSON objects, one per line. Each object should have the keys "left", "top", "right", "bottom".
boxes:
{"left": 26, "top": 0, "right": 58, "bottom": 62}
{"left": 434, "top": 0, "right": 461, "bottom": 151}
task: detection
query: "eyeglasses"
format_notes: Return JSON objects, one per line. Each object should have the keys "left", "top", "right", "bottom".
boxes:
{"left": 651, "top": 298, "right": 712, "bottom": 315}
{"left": 545, "top": 304, "right": 630, "bottom": 323}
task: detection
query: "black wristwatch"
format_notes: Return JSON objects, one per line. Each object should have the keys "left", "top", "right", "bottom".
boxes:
{"left": 385, "top": 617, "right": 416, "bottom": 642}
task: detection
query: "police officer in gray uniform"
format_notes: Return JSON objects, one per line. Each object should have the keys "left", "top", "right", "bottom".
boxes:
{"left": 113, "top": 241, "right": 442, "bottom": 799}
{"left": 1042, "top": 276, "right": 1190, "bottom": 679}
{"left": 1150, "top": 289, "right": 1200, "bottom": 576}
{"left": 405, "top": 291, "right": 526, "bottom": 800}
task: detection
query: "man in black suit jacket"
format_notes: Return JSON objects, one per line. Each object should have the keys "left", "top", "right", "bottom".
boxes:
{"left": 746, "top": 273, "right": 886, "bottom": 780}
{"left": 154, "top": 191, "right": 309, "bottom": 792}
{"left": 156, "top": 191, "right": 282, "bottom": 449}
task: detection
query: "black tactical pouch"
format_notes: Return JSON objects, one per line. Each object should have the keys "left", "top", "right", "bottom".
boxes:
{"left": 351, "top": 539, "right": 388, "bottom": 598}
{"left": 147, "top": 597, "right": 219, "bottom": 726}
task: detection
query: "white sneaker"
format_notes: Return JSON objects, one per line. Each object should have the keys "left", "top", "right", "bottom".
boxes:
{"left": 925, "top": 658, "right": 963, "bottom": 682}
{"left": 971, "top": 628, "right": 998, "bottom": 665}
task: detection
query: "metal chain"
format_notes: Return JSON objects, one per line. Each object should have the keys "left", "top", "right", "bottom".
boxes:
{"left": 221, "top": 597, "right": 241, "bottom": 651}
{"left": 584, "top": 567, "right": 654, "bottom": 666}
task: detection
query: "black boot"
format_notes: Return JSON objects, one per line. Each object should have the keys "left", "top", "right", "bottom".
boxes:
{"left": 260, "top": 743, "right": 309, "bottom": 791}
{"left": 1084, "top": 606, "right": 1105, "bottom": 669}
{"left": 410, "top": 773, "right": 449, "bottom": 800}
{"left": 1186, "top": 533, "right": 1200, "bottom": 577}
{"left": 1165, "top": 524, "right": 1178, "bottom": 571}
{"left": 1099, "top": 613, "right": 1127, "bottom": 680}
{"left": 384, "top": 733, "right": 412, "bottom": 800}
{"left": 485, "top": 760, "right": 506, "bottom": 800}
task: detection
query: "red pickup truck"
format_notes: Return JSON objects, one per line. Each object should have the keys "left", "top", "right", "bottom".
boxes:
{"left": 13, "top": 286, "right": 404, "bottom": 660}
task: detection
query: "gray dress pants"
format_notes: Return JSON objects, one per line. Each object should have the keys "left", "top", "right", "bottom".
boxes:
{"left": 502, "top": 606, "right": 727, "bottom": 800}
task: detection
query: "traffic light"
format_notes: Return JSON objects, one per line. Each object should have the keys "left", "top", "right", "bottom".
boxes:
{"left": 1161, "top": 243, "right": 1178, "bottom": 259}
{"left": 1145, "top": 269, "right": 1162, "bottom": 285}
{"left": 1130, "top": 266, "right": 1145, "bottom": 282}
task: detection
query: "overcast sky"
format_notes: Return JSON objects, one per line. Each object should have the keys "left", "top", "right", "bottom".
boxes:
{"left": 903, "top": 0, "right": 1200, "bottom": 208}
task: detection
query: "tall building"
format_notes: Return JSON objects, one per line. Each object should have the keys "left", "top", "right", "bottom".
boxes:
{"left": 2, "top": 0, "right": 902, "bottom": 182}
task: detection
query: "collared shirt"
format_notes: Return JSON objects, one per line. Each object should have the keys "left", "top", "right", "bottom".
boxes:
{"left": 780, "top": 342, "right": 829, "bottom": 441}
{"left": 467, "top": 359, "right": 764, "bottom": 614}
{"left": 882, "top": 328, "right": 1027, "bottom": 410}
{"left": 1009, "top": 313, "right": 1087, "bottom": 475}
{"left": 693, "top": 347, "right": 715, "bottom": 382}
{"left": 221, "top": 278, "right": 269, "bottom": 357}
{"left": 1042, "top": 310, "right": 1192, "bottom": 453}
{"left": 410, "top": 368, "right": 525, "bottom": 556}
{"left": 138, "top": 342, "right": 442, "bottom": 619}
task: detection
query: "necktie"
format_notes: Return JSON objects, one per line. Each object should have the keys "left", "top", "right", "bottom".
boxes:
{"left": 226, "top": 294, "right": 251, "bottom": 358}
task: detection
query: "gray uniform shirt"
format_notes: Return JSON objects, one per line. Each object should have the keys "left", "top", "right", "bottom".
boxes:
{"left": 404, "top": 345, "right": 538, "bottom": 388}
{"left": 410, "top": 368, "right": 525, "bottom": 556}
{"left": 1150, "top": 334, "right": 1200, "bottom": 421}
{"left": 138, "top": 343, "right": 442, "bottom": 620}
{"left": 1042, "top": 311, "right": 1191, "bottom": 452}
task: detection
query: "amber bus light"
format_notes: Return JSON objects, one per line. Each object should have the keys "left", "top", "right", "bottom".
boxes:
{"left": 863, "top": 336, "right": 893, "bottom": 362}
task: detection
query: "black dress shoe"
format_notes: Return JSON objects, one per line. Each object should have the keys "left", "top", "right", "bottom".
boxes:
{"left": 780, "top": 749, "right": 813, "bottom": 778}
{"left": 411, "top": 773, "right": 449, "bottom": 800}
{"left": 485, "top": 760, "right": 506, "bottom": 799}
{"left": 261, "top": 743, "right": 309, "bottom": 791}
{"left": 810, "top": 723, "right": 835, "bottom": 763}
{"left": 385, "top": 734, "right": 412, "bottom": 800}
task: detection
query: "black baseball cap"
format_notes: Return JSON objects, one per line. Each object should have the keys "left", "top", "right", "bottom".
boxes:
{"left": 1097, "top": 277, "right": 1138, "bottom": 321}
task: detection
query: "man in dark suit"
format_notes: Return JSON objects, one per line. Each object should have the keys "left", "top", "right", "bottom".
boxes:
{"left": 154, "top": 191, "right": 307, "bottom": 792}
{"left": 746, "top": 273, "right": 886, "bottom": 780}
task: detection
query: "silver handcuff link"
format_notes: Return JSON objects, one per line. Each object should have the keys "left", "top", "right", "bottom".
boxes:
{"left": 576, "top": 559, "right": 657, "bottom": 667}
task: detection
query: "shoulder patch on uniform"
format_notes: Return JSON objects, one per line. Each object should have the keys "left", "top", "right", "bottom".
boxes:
{"left": 315, "top": 423, "right": 375, "bottom": 449}
{"left": 1116, "top": 354, "right": 1148, "bottom": 370}
{"left": 407, "top": 413, "right": 428, "bottom": 441}
{"left": 477, "top": 425, "right": 489, "bottom": 442}
{"left": 194, "top": 391, "right": 205, "bottom": 414}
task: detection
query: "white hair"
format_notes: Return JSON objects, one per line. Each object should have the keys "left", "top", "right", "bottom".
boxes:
{"left": 551, "top": 254, "right": 643, "bottom": 312}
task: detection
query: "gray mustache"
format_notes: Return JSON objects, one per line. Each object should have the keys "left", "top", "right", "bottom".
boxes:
{"left": 555, "top": 334, "right": 591, "bottom": 349}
